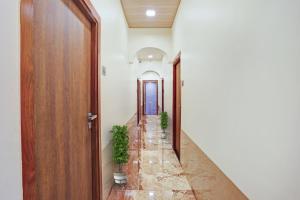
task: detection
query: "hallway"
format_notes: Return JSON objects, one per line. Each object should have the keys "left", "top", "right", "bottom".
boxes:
{"left": 2, "top": 0, "right": 300, "bottom": 199}
{"left": 108, "top": 116, "right": 196, "bottom": 200}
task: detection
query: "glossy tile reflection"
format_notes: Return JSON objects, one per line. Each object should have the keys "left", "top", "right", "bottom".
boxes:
{"left": 108, "top": 116, "right": 196, "bottom": 200}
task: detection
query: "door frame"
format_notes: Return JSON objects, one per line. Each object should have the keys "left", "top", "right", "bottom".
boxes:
{"left": 20, "top": 0, "right": 102, "bottom": 199}
{"left": 173, "top": 52, "right": 181, "bottom": 160}
{"left": 143, "top": 80, "right": 159, "bottom": 115}
{"left": 137, "top": 79, "right": 141, "bottom": 125}
{"left": 162, "top": 78, "right": 165, "bottom": 112}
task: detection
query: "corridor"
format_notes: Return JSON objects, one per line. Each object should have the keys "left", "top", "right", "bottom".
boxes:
{"left": 108, "top": 116, "right": 196, "bottom": 200}
{"left": 2, "top": 0, "right": 300, "bottom": 199}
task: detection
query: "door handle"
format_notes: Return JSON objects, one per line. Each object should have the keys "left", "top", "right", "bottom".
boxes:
{"left": 88, "top": 113, "right": 97, "bottom": 121}
{"left": 88, "top": 112, "right": 97, "bottom": 129}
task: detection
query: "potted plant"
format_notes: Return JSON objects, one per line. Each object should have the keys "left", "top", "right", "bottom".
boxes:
{"left": 160, "top": 112, "right": 169, "bottom": 139}
{"left": 112, "top": 125, "right": 129, "bottom": 184}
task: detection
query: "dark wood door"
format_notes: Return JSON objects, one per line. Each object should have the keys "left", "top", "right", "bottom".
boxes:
{"left": 21, "top": 0, "right": 101, "bottom": 200}
{"left": 137, "top": 79, "right": 141, "bottom": 125}
{"left": 162, "top": 78, "right": 165, "bottom": 112}
{"left": 173, "top": 55, "right": 181, "bottom": 160}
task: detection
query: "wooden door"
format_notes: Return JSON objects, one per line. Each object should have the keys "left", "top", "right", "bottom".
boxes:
{"left": 143, "top": 80, "right": 159, "bottom": 115}
{"left": 137, "top": 79, "right": 141, "bottom": 125}
{"left": 20, "top": 0, "right": 101, "bottom": 200}
{"left": 173, "top": 54, "right": 181, "bottom": 160}
{"left": 162, "top": 78, "right": 165, "bottom": 112}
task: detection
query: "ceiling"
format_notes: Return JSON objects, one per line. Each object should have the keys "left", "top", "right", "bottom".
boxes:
{"left": 136, "top": 47, "right": 166, "bottom": 62}
{"left": 121, "top": 0, "right": 181, "bottom": 28}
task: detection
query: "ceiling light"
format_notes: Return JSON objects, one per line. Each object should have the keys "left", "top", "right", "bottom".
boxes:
{"left": 149, "top": 192, "right": 155, "bottom": 197}
{"left": 148, "top": 55, "right": 153, "bottom": 59}
{"left": 146, "top": 9, "right": 156, "bottom": 17}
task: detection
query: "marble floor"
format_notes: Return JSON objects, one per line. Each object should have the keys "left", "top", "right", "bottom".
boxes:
{"left": 108, "top": 115, "right": 196, "bottom": 200}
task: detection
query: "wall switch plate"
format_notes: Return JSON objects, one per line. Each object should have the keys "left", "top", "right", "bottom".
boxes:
{"left": 102, "top": 66, "right": 106, "bottom": 76}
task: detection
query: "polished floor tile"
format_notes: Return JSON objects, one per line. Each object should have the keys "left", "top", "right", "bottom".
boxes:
{"left": 108, "top": 116, "right": 196, "bottom": 200}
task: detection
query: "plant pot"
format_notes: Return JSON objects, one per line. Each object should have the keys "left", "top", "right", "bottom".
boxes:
{"left": 114, "top": 172, "right": 127, "bottom": 184}
{"left": 161, "top": 132, "right": 167, "bottom": 139}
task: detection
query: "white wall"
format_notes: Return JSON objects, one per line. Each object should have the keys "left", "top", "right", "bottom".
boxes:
{"left": 91, "top": 0, "right": 136, "bottom": 148}
{"left": 91, "top": 1, "right": 135, "bottom": 198}
{"left": 0, "top": 1, "right": 23, "bottom": 199}
{"left": 161, "top": 55, "right": 173, "bottom": 117}
{"left": 136, "top": 61, "right": 164, "bottom": 78}
{"left": 173, "top": 0, "right": 300, "bottom": 199}
{"left": 128, "top": 28, "right": 173, "bottom": 61}
{"left": 128, "top": 29, "right": 173, "bottom": 116}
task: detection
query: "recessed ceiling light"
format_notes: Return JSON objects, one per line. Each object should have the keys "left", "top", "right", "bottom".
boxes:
{"left": 149, "top": 191, "right": 155, "bottom": 197}
{"left": 148, "top": 55, "right": 153, "bottom": 59}
{"left": 146, "top": 9, "right": 156, "bottom": 17}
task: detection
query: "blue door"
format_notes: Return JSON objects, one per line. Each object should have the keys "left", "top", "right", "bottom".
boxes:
{"left": 144, "top": 81, "right": 158, "bottom": 115}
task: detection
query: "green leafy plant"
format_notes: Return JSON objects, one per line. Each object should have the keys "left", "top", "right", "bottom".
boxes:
{"left": 160, "top": 112, "right": 169, "bottom": 133}
{"left": 112, "top": 125, "right": 129, "bottom": 172}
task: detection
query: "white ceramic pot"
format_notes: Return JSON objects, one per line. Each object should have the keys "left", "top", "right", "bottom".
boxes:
{"left": 114, "top": 172, "right": 127, "bottom": 184}
{"left": 161, "top": 132, "right": 167, "bottom": 139}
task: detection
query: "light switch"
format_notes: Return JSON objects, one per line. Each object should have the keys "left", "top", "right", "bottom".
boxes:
{"left": 102, "top": 66, "right": 106, "bottom": 76}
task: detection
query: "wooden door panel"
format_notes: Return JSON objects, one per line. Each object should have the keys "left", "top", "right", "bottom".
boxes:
{"left": 175, "top": 62, "right": 181, "bottom": 159}
{"left": 162, "top": 78, "right": 165, "bottom": 112}
{"left": 173, "top": 55, "right": 181, "bottom": 160}
{"left": 137, "top": 79, "right": 141, "bottom": 124}
{"left": 21, "top": 0, "right": 101, "bottom": 199}
{"left": 34, "top": 1, "right": 92, "bottom": 199}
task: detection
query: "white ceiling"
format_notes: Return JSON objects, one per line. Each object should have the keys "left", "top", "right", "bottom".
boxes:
{"left": 136, "top": 47, "right": 166, "bottom": 62}
{"left": 121, "top": 0, "right": 181, "bottom": 28}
